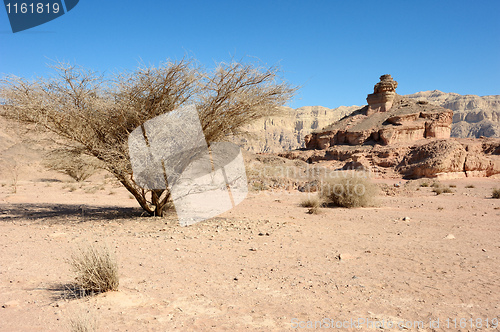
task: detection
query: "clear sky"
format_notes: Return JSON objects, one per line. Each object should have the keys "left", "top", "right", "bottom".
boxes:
{"left": 1, "top": 0, "right": 499, "bottom": 109}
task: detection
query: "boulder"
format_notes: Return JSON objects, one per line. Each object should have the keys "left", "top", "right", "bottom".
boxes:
{"left": 396, "top": 139, "right": 467, "bottom": 178}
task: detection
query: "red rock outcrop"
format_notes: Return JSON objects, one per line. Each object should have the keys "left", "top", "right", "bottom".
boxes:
{"left": 280, "top": 138, "right": 500, "bottom": 179}
{"left": 305, "top": 75, "right": 453, "bottom": 148}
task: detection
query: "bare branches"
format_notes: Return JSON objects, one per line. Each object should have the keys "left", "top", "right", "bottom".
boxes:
{"left": 0, "top": 58, "right": 297, "bottom": 216}
{"left": 198, "top": 61, "right": 296, "bottom": 142}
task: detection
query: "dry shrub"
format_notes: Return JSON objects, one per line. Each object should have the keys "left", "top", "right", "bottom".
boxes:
{"left": 70, "top": 244, "right": 119, "bottom": 295}
{"left": 320, "top": 174, "right": 377, "bottom": 208}
{"left": 307, "top": 206, "right": 321, "bottom": 214}
{"left": 300, "top": 195, "right": 323, "bottom": 208}
{"left": 432, "top": 187, "right": 443, "bottom": 195}
{"left": 465, "top": 184, "right": 475, "bottom": 188}
{"left": 433, "top": 187, "right": 453, "bottom": 195}
{"left": 431, "top": 182, "right": 441, "bottom": 188}
{"left": 69, "top": 309, "right": 98, "bottom": 332}
{"left": 420, "top": 182, "right": 429, "bottom": 187}
{"left": 492, "top": 188, "right": 500, "bottom": 199}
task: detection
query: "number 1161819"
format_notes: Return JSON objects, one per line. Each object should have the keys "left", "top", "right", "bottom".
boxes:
{"left": 5, "top": 2, "right": 60, "bottom": 14}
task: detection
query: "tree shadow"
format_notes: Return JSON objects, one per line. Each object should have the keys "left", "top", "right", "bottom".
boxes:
{"left": 0, "top": 203, "right": 145, "bottom": 223}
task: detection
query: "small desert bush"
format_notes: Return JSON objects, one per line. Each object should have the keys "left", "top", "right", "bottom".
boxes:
{"left": 431, "top": 182, "right": 441, "bottom": 188}
{"left": 449, "top": 184, "right": 457, "bottom": 188}
{"left": 420, "top": 182, "right": 429, "bottom": 187}
{"left": 70, "top": 244, "right": 119, "bottom": 295}
{"left": 320, "top": 175, "right": 377, "bottom": 208}
{"left": 69, "top": 309, "right": 98, "bottom": 332}
{"left": 433, "top": 187, "right": 453, "bottom": 195}
{"left": 300, "top": 195, "right": 323, "bottom": 208}
{"left": 251, "top": 181, "right": 269, "bottom": 191}
{"left": 307, "top": 206, "right": 321, "bottom": 214}
{"left": 492, "top": 188, "right": 500, "bottom": 199}
{"left": 465, "top": 184, "right": 475, "bottom": 188}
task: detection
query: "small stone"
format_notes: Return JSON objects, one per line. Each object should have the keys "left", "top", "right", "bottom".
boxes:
{"left": 174, "top": 248, "right": 180, "bottom": 251}
{"left": 403, "top": 216, "right": 410, "bottom": 221}
{"left": 2, "top": 300, "right": 20, "bottom": 308}
{"left": 337, "top": 253, "right": 354, "bottom": 261}
{"left": 249, "top": 248, "right": 257, "bottom": 252}
{"left": 444, "top": 234, "right": 455, "bottom": 240}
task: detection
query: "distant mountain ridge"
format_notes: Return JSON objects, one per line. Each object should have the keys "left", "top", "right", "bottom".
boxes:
{"left": 237, "top": 91, "right": 500, "bottom": 153}
{"left": 235, "top": 105, "right": 359, "bottom": 153}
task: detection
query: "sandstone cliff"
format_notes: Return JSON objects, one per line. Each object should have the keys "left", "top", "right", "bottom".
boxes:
{"left": 234, "top": 105, "right": 359, "bottom": 153}
{"left": 279, "top": 76, "right": 500, "bottom": 179}
{"left": 280, "top": 137, "right": 500, "bottom": 179}
{"left": 406, "top": 90, "right": 500, "bottom": 138}
{"left": 236, "top": 90, "right": 499, "bottom": 154}
{"left": 305, "top": 75, "right": 453, "bottom": 148}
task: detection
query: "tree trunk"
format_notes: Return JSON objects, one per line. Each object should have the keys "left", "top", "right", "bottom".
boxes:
{"left": 119, "top": 176, "right": 172, "bottom": 217}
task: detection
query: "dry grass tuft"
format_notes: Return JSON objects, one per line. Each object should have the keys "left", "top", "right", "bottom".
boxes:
{"left": 492, "top": 188, "right": 500, "bottom": 199}
{"left": 431, "top": 182, "right": 441, "bottom": 188}
{"left": 69, "top": 309, "right": 98, "bottom": 332}
{"left": 320, "top": 174, "right": 377, "bottom": 208}
{"left": 300, "top": 195, "right": 323, "bottom": 208}
{"left": 465, "top": 184, "right": 475, "bottom": 189}
{"left": 70, "top": 244, "right": 119, "bottom": 295}
{"left": 307, "top": 206, "right": 321, "bottom": 214}
{"left": 420, "top": 182, "right": 429, "bottom": 187}
{"left": 433, "top": 187, "right": 453, "bottom": 195}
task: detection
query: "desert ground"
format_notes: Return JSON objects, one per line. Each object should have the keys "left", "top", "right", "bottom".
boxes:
{"left": 0, "top": 167, "right": 499, "bottom": 332}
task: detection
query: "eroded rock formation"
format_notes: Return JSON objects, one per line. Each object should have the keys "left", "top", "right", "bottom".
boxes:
{"left": 366, "top": 74, "right": 398, "bottom": 114}
{"left": 281, "top": 137, "right": 500, "bottom": 179}
{"left": 406, "top": 90, "right": 500, "bottom": 138}
{"left": 305, "top": 75, "right": 453, "bottom": 148}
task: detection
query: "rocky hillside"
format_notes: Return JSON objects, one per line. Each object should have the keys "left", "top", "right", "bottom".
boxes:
{"left": 305, "top": 75, "right": 453, "bottom": 148}
{"left": 235, "top": 105, "right": 359, "bottom": 153}
{"left": 406, "top": 90, "right": 500, "bottom": 138}
{"left": 278, "top": 77, "right": 500, "bottom": 180}
{"left": 237, "top": 91, "right": 499, "bottom": 153}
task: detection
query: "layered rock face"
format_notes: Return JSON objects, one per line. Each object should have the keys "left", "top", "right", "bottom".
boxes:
{"left": 305, "top": 76, "right": 453, "bottom": 149}
{"left": 281, "top": 137, "right": 500, "bottom": 179}
{"left": 406, "top": 90, "right": 500, "bottom": 138}
{"left": 280, "top": 76, "right": 500, "bottom": 179}
{"left": 366, "top": 74, "right": 398, "bottom": 114}
{"left": 233, "top": 105, "right": 359, "bottom": 153}
{"left": 235, "top": 87, "right": 498, "bottom": 154}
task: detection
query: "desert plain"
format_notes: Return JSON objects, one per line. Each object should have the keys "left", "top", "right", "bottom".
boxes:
{"left": 0, "top": 164, "right": 499, "bottom": 331}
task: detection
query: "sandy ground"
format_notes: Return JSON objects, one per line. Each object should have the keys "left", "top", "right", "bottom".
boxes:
{"left": 0, "top": 175, "right": 499, "bottom": 331}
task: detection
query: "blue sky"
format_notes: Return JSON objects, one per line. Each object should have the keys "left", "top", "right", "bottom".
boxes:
{"left": 1, "top": 0, "right": 499, "bottom": 108}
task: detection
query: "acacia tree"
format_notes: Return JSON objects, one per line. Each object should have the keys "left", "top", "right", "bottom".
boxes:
{"left": 0, "top": 59, "right": 296, "bottom": 216}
